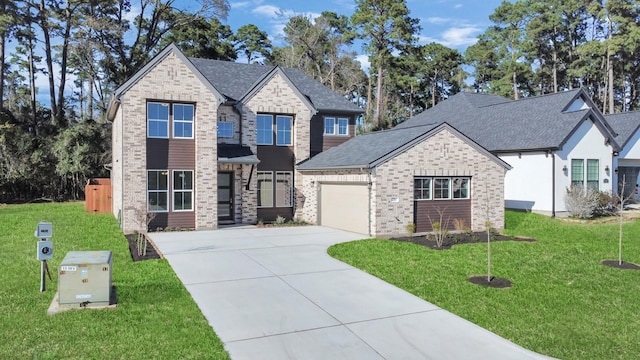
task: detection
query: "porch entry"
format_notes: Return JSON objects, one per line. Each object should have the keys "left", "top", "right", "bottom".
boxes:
{"left": 218, "top": 171, "right": 234, "bottom": 222}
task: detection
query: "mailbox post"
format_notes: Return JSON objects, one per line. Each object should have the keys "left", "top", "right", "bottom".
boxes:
{"left": 35, "top": 222, "right": 53, "bottom": 292}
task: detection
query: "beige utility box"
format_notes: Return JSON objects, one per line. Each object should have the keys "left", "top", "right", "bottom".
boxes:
{"left": 58, "top": 251, "right": 112, "bottom": 306}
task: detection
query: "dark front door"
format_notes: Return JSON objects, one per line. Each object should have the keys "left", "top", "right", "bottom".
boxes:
{"left": 218, "top": 172, "right": 234, "bottom": 222}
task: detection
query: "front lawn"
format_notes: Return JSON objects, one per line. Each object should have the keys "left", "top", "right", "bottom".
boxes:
{"left": 328, "top": 211, "right": 640, "bottom": 360}
{"left": 0, "top": 202, "right": 229, "bottom": 359}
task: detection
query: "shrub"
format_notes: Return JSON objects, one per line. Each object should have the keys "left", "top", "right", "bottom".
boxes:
{"left": 274, "top": 215, "right": 286, "bottom": 225}
{"left": 406, "top": 223, "right": 416, "bottom": 236}
{"left": 564, "top": 185, "right": 599, "bottom": 218}
{"left": 593, "top": 190, "right": 619, "bottom": 217}
{"left": 427, "top": 221, "right": 448, "bottom": 248}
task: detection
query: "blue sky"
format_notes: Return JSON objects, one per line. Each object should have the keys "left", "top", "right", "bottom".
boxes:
{"left": 29, "top": 0, "right": 505, "bottom": 105}
{"left": 217, "top": 0, "right": 505, "bottom": 68}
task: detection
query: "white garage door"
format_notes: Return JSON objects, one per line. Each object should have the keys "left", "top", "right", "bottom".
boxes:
{"left": 319, "top": 183, "right": 369, "bottom": 235}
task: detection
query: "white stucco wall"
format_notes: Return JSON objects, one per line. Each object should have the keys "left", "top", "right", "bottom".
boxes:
{"left": 503, "top": 118, "right": 614, "bottom": 214}
{"left": 502, "top": 152, "right": 552, "bottom": 212}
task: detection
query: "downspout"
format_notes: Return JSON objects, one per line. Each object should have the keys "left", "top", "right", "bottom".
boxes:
{"left": 119, "top": 97, "right": 125, "bottom": 229}
{"left": 551, "top": 151, "right": 556, "bottom": 218}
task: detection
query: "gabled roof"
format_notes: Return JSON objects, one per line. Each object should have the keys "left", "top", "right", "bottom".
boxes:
{"left": 395, "top": 88, "right": 620, "bottom": 153}
{"left": 606, "top": 111, "right": 640, "bottom": 149}
{"left": 186, "top": 58, "right": 363, "bottom": 114}
{"left": 107, "top": 43, "right": 363, "bottom": 121}
{"left": 297, "top": 122, "right": 511, "bottom": 171}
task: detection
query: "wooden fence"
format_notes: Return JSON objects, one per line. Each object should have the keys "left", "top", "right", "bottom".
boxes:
{"left": 85, "top": 178, "right": 112, "bottom": 213}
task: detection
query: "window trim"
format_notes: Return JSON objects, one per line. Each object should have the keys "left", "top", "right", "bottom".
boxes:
{"left": 275, "top": 171, "right": 293, "bottom": 207}
{"left": 257, "top": 171, "right": 274, "bottom": 208}
{"left": 172, "top": 104, "right": 194, "bottom": 139}
{"left": 337, "top": 117, "right": 349, "bottom": 136}
{"left": 414, "top": 176, "right": 471, "bottom": 201}
{"left": 323, "top": 117, "right": 349, "bottom": 136}
{"left": 276, "top": 115, "right": 293, "bottom": 146}
{"left": 147, "top": 170, "right": 169, "bottom": 213}
{"left": 257, "top": 114, "right": 274, "bottom": 145}
{"left": 172, "top": 170, "right": 194, "bottom": 212}
{"left": 147, "top": 102, "right": 170, "bottom": 139}
{"left": 217, "top": 121, "right": 234, "bottom": 138}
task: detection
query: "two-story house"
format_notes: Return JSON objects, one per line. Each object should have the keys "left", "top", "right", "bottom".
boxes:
{"left": 107, "top": 44, "right": 362, "bottom": 233}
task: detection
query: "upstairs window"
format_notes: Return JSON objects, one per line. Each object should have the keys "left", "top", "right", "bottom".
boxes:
{"left": 276, "top": 115, "right": 292, "bottom": 146}
{"left": 324, "top": 117, "right": 349, "bottom": 136}
{"left": 147, "top": 102, "right": 169, "bottom": 138}
{"left": 147, "top": 102, "right": 194, "bottom": 139}
{"left": 257, "top": 114, "right": 273, "bottom": 145}
{"left": 173, "top": 104, "right": 194, "bottom": 138}
{"left": 217, "top": 121, "right": 234, "bottom": 138}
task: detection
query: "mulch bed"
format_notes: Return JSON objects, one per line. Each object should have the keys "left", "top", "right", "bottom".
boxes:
{"left": 601, "top": 260, "right": 640, "bottom": 270}
{"left": 125, "top": 233, "right": 162, "bottom": 261}
{"left": 391, "top": 231, "right": 535, "bottom": 288}
{"left": 468, "top": 275, "right": 513, "bottom": 288}
{"left": 391, "top": 231, "right": 536, "bottom": 250}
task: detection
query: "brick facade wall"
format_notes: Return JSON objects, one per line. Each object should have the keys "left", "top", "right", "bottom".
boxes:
{"left": 299, "top": 128, "right": 506, "bottom": 237}
{"left": 243, "top": 72, "right": 314, "bottom": 221}
{"left": 375, "top": 128, "right": 506, "bottom": 236}
{"left": 116, "top": 51, "right": 219, "bottom": 233}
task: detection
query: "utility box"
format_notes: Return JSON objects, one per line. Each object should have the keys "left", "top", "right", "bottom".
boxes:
{"left": 58, "top": 251, "right": 112, "bottom": 306}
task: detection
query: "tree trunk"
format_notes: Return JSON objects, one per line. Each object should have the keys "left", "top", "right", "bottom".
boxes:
{"left": 27, "top": 35, "right": 37, "bottom": 133}
{"left": 0, "top": 29, "right": 5, "bottom": 110}
{"left": 38, "top": 0, "right": 58, "bottom": 119}
{"left": 607, "top": 15, "right": 614, "bottom": 114}
{"left": 365, "top": 74, "right": 372, "bottom": 131}
{"left": 375, "top": 63, "right": 383, "bottom": 128}
{"left": 56, "top": 0, "right": 73, "bottom": 126}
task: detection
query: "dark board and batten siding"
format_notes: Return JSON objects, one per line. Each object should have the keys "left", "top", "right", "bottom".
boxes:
{"left": 310, "top": 114, "right": 356, "bottom": 156}
{"left": 414, "top": 199, "right": 472, "bottom": 232}
{"left": 146, "top": 138, "right": 196, "bottom": 229}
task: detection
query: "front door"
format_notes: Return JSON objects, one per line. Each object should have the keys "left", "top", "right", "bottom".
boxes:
{"left": 218, "top": 172, "right": 234, "bottom": 222}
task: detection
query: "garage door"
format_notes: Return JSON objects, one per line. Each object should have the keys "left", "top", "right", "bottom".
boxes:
{"left": 319, "top": 183, "right": 369, "bottom": 235}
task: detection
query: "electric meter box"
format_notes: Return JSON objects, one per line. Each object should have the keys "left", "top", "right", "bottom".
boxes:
{"left": 58, "top": 251, "right": 112, "bottom": 306}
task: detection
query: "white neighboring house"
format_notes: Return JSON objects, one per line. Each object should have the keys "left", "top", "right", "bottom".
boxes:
{"left": 395, "top": 89, "right": 620, "bottom": 216}
{"left": 607, "top": 111, "right": 640, "bottom": 198}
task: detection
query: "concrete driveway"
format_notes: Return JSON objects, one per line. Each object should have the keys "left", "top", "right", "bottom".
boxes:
{"left": 149, "top": 226, "right": 551, "bottom": 359}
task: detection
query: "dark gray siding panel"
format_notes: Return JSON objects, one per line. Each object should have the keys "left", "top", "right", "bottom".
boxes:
{"left": 414, "top": 199, "right": 472, "bottom": 232}
{"left": 149, "top": 212, "right": 196, "bottom": 230}
{"left": 147, "top": 138, "right": 195, "bottom": 169}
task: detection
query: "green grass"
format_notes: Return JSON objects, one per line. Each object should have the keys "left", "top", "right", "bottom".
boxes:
{"left": 328, "top": 211, "right": 640, "bottom": 360}
{"left": 0, "top": 202, "right": 229, "bottom": 360}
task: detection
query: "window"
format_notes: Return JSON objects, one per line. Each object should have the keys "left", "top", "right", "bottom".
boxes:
{"left": 217, "top": 121, "right": 234, "bottom": 138}
{"left": 571, "top": 159, "right": 599, "bottom": 191}
{"left": 433, "top": 178, "right": 450, "bottom": 199}
{"left": 324, "top": 118, "right": 335, "bottom": 135}
{"left": 587, "top": 159, "right": 599, "bottom": 191}
{"left": 337, "top": 118, "right": 348, "bottom": 135}
{"left": 414, "top": 176, "right": 470, "bottom": 200}
{"left": 257, "top": 171, "right": 273, "bottom": 207}
{"left": 173, "top": 104, "right": 194, "bottom": 138}
{"left": 571, "top": 159, "right": 584, "bottom": 188}
{"left": 452, "top": 178, "right": 470, "bottom": 199}
{"left": 147, "top": 170, "right": 168, "bottom": 212}
{"left": 173, "top": 170, "right": 193, "bottom": 211}
{"left": 257, "top": 115, "right": 273, "bottom": 145}
{"left": 276, "top": 115, "right": 292, "bottom": 146}
{"left": 324, "top": 117, "right": 349, "bottom": 136}
{"left": 414, "top": 178, "right": 431, "bottom": 200}
{"left": 275, "top": 172, "right": 293, "bottom": 207}
{"left": 147, "top": 103, "right": 169, "bottom": 138}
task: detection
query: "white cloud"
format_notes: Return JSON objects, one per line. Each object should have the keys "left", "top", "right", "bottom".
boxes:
{"left": 425, "top": 17, "right": 452, "bottom": 25}
{"left": 440, "top": 26, "right": 481, "bottom": 47}
{"left": 454, "top": 3, "right": 463, "bottom": 9}
{"left": 230, "top": 0, "right": 262, "bottom": 9}
{"left": 355, "top": 54, "right": 370, "bottom": 73}
{"left": 251, "top": 5, "right": 321, "bottom": 44}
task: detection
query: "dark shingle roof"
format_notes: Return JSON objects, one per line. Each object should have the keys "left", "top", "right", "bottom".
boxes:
{"left": 396, "top": 89, "right": 599, "bottom": 152}
{"left": 187, "top": 58, "right": 362, "bottom": 113}
{"left": 298, "top": 124, "right": 440, "bottom": 169}
{"left": 606, "top": 112, "right": 640, "bottom": 149}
